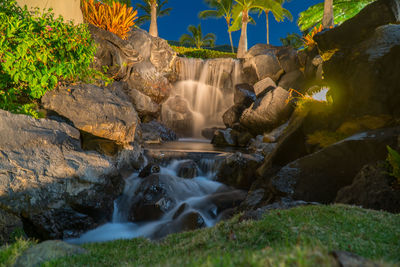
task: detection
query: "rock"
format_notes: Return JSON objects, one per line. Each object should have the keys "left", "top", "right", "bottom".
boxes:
{"left": 243, "top": 51, "right": 284, "bottom": 82}
{"left": 253, "top": 77, "right": 276, "bottom": 96}
{"left": 201, "top": 127, "right": 224, "bottom": 140}
{"left": 207, "top": 190, "right": 247, "bottom": 212}
{"left": 248, "top": 136, "right": 277, "bottom": 156}
{"left": 126, "top": 88, "right": 160, "bottom": 118}
{"left": 222, "top": 105, "right": 246, "bottom": 128}
{"left": 14, "top": 240, "right": 86, "bottom": 267}
{"left": 89, "top": 25, "right": 176, "bottom": 104}
{"left": 233, "top": 83, "right": 256, "bottom": 107}
{"left": 177, "top": 160, "right": 199, "bottom": 179}
{"left": 140, "top": 121, "right": 177, "bottom": 143}
{"left": 128, "top": 174, "right": 218, "bottom": 221}
{"left": 276, "top": 46, "right": 301, "bottom": 73}
{"left": 335, "top": 162, "right": 400, "bottom": 213}
{"left": 240, "top": 87, "right": 292, "bottom": 135}
{"left": 233, "top": 130, "right": 253, "bottom": 147}
{"left": 269, "top": 127, "right": 400, "bottom": 203}
{"left": 216, "top": 152, "right": 264, "bottom": 189}
{"left": 150, "top": 211, "right": 205, "bottom": 240}
{"left": 211, "top": 128, "right": 236, "bottom": 147}
{"left": 278, "top": 70, "right": 305, "bottom": 91}
{"left": 138, "top": 164, "right": 161, "bottom": 178}
{"left": 0, "top": 110, "right": 126, "bottom": 239}
{"left": 0, "top": 209, "right": 23, "bottom": 245}
{"left": 262, "top": 122, "right": 289, "bottom": 143}
{"left": 161, "top": 95, "right": 194, "bottom": 137}
{"left": 42, "top": 84, "right": 139, "bottom": 146}
{"left": 330, "top": 251, "right": 378, "bottom": 267}
{"left": 314, "top": 0, "right": 400, "bottom": 117}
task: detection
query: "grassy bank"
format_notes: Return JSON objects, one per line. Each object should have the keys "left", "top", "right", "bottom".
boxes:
{"left": 171, "top": 46, "right": 236, "bottom": 59}
{"left": 1, "top": 204, "right": 399, "bottom": 266}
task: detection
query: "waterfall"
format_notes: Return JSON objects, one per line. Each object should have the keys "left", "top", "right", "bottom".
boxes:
{"left": 162, "top": 57, "right": 242, "bottom": 138}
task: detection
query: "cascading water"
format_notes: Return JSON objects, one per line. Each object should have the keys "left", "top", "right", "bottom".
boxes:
{"left": 162, "top": 57, "right": 243, "bottom": 137}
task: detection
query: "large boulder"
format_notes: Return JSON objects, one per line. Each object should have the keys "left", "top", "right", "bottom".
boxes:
{"left": 223, "top": 105, "right": 245, "bottom": 128}
{"left": 42, "top": 84, "right": 139, "bottom": 146}
{"left": 0, "top": 110, "right": 129, "bottom": 240}
{"left": 89, "top": 25, "right": 176, "bottom": 105}
{"left": 233, "top": 83, "right": 256, "bottom": 107}
{"left": 336, "top": 162, "right": 400, "bottom": 213}
{"left": 253, "top": 77, "right": 276, "bottom": 96}
{"left": 268, "top": 127, "right": 400, "bottom": 204}
{"left": 278, "top": 70, "right": 305, "bottom": 91}
{"left": 314, "top": 0, "right": 400, "bottom": 117}
{"left": 240, "top": 87, "right": 292, "bottom": 135}
{"left": 140, "top": 120, "right": 177, "bottom": 143}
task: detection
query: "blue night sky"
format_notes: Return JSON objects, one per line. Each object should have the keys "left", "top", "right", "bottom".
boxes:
{"left": 132, "top": 0, "right": 323, "bottom": 47}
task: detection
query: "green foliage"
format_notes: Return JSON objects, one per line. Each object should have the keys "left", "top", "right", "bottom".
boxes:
{"left": 45, "top": 205, "right": 400, "bottom": 266}
{"left": 298, "top": 0, "right": 375, "bottom": 32}
{"left": 171, "top": 46, "right": 236, "bottom": 59}
{"left": 0, "top": 0, "right": 99, "bottom": 116}
{"left": 387, "top": 146, "right": 400, "bottom": 183}
{"left": 0, "top": 238, "right": 35, "bottom": 266}
{"left": 136, "top": 0, "right": 172, "bottom": 26}
{"left": 179, "top": 24, "right": 216, "bottom": 49}
{"left": 280, "top": 32, "right": 303, "bottom": 49}
{"left": 307, "top": 130, "right": 348, "bottom": 148}
{"left": 100, "top": 0, "right": 132, "bottom": 6}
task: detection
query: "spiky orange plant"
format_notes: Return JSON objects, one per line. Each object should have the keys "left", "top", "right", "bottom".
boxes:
{"left": 303, "top": 24, "right": 323, "bottom": 48}
{"left": 81, "top": 0, "right": 138, "bottom": 40}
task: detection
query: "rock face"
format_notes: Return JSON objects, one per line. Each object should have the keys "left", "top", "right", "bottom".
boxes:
{"left": 0, "top": 110, "right": 128, "bottom": 240}
{"left": 314, "top": 0, "right": 400, "bottom": 117}
{"left": 253, "top": 77, "right": 276, "bottom": 96}
{"left": 89, "top": 25, "right": 176, "bottom": 106}
{"left": 216, "top": 152, "right": 264, "bottom": 189}
{"left": 161, "top": 95, "right": 194, "bottom": 137}
{"left": 42, "top": 84, "right": 139, "bottom": 146}
{"left": 268, "top": 127, "right": 400, "bottom": 204}
{"left": 234, "top": 83, "right": 256, "bottom": 107}
{"left": 0, "top": 209, "right": 23, "bottom": 245}
{"left": 140, "top": 120, "right": 177, "bottom": 143}
{"left": 336, "top": 162, "right": 400, "bottom": 213}
{"left": 240, "top": 87, "right": 292, "bottom": 135}
{"left": 176, "top": 160, "right": 199, "bottom": 179}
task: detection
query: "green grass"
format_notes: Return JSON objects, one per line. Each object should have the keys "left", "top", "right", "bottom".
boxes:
{"left": 0, "top": 238, "right": 35, "bottom": 267}
{"left": 2, "top": 205, "right": 399, "bottom": 266}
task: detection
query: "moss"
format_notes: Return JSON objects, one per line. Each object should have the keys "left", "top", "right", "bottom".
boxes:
{"left": 337, "top": 115, "right": 392, "bottom": 136}
{"left": 307, "top": 130, "right": 348, "bottom": 148}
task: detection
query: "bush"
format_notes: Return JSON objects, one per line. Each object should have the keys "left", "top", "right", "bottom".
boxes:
{"left": 387, "top": 145, "right": 400, "bottom": 183}
{"left": 0, "top": 0, "right": 100, "bottom": 117}
{"left": 171, "top": 46, "right": 236, "bottom": 59}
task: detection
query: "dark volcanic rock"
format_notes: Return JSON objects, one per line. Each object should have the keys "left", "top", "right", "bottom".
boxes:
{"left": 201, "top": 127, "right": 224, "bottom": 140}
{"left": 211, "top": 128, "right": 236, "bottom": 147}
{"left": 42, "top": 84, "right": 139, "bottom": 146}
{"left": 140, "top": 120, "right": 177, "bottom": 143}
{"left": 0, "top": 210, "right": 23, "bottom": 245}
{"left": 278, "top": 70, "right": 305, "bottom": 91}
{"left": 177, "top": 160, "right": 199, "bottom": 179}
{"left": 161, "top": 95, "right": 194, "bottom": 137}
{"left": 223, "top": 105, "right": 246, "bottom": 128}
{"left": 253, "top": 77, "right": 276, "bottom": 96}
{"left": 336, "top": 162, "right": 400, "bottom": 213}
{"left": 233, "top": 83, "right": 256, "bottom": 107}
{"left": 269, "top": 127, "right": 400, "bottom": 203}
{"left": 138, "top": 163, "right": 161, "bottom": 178}
{"left": 240, "top": 87, "right": 292, "bottom": 135}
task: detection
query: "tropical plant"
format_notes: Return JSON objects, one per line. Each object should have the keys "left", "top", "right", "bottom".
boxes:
{"left": 260, "top": 0, "right": 292, "bottom": 45}
{"left": 229, "top": 0, "right": 288, "bottom": 58}
{"left": 171, "top": 46, "right": 236, "bottom": 59}
{"left": 280, "top": 33, "right": 303, "bottom": 49}
{"left": 298, "top": 0, "right": 374, "bottom": 32}
{"left": 136, "top": 0, "right": 172, "bottom": 31}
{"left": 101, "top": 0, "right": 131, "bottom": 6}
{"left": 0, "top": 0, "right": 99, "bottom": 117}
{"left": 303, "top": 24, "right": 324, "bottom": 48}
{"left": 81, "top": 0, "right": 138, "bottom": 40}
{"left": 199, "top": 0, "right": 235, "bottom": 53}
{"left": 179, "top": 24, "right": 216, "bottom": 49}
{"left": 387, "top": 146, "right": 400, "bottom": 183}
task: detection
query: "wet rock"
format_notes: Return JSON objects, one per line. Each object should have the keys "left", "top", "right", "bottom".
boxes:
{"left": 336, "top": 161, "right": 400, "bottom": 213}
{"left": 0, "top": 110, "right": 127, "bottom": 239}
{"left": 177, "top": 160, "right": 199, "bottom": 179}
{"left": 234, "top": 83, "right": 256, "bottom": 107}
{"left": 253, "top": 77, "right": 276, "bottom": 96}
{"left": 0, "top": 209, "right": 23, "bottom": 245}
{"left": 42, "top": 84, "right": 139, "bottom": 146}
{"left": 233, "top": 130, "right": 253, "bottom": 147}
{"left": 269, "top": 127, "right": 400, "bottom": 203}
{"left": 14, "top": 240, "right": 86, "bottom": 267}
{"left": 207, "top": 190, "right": 247, "bottom": 211}
{"left": 216, "top": 152, "right": 264, "bottom": 189}
{"left": 240, "top": 87, "right": 293, "bottom": 135}
{"left": 201, "top": 127, "right": 224, "bottom": 140}
{"left": 161, "top": 95, "right": 194, "bottom": 137}
{"left": 278, "top": 70, "right": 305, "bottom": 91}
{"left": 223, "top": 105, "right": 246, "bottom": 128}
{"left": 211, "top": 128, "right": 236, "bottom": 147}
{"left": 315, "top": 0, "right": 400, "bottom": 117}
{"left": 140, "top": 121, "right": 177, "bottom": 143}
{"left": 139, "top": 164, "right": 161, "bottom": 178}
{"left": 248, "top": 136, "right": 276, "bottom": 156}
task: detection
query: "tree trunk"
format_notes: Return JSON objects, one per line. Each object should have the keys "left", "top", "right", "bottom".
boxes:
{"left": 149, "top": 1, "right": 158, "bottom": 37}
{"left": 266, "top": 10, "right": 269, "bottom": 45}
{"left": 227, "top": 20, "right": 234, "bottom": 53}
{"left": 237, "top": 11, "right": 248, "bottom": 59}
{"left": 322, "top": 0, "right": 334, "bottom": 28}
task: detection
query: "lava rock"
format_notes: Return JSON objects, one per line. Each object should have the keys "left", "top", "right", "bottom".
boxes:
{"left": 140, "top": 120, "right": 177, "bottom": 143}
{"left": 139, "top": 163, "right": 161, "bottom": 178}
{"left": 0, "top": 209, "right": 23, "bottom": 245}
{"left": 278, "top": 70, "right": 305, "bottom": 92}
{"left": 253, "top": 77, "right": 276, "bottom": 96}
{"left": 177, "top": 160, "right": 199, "bottom": 179}
{"left": 233, "top": 83, "right": 256, "bottom": 107}
{"left": 211, "top": 128, "right": 236, "bottom": 147}
{"left": 201, "top": 127, "right": 224, "bottom": 140}
{"left": 335, "top": 161, "right": 400, "bottom": 213}
{"left": 222, "top": 105, "right": 246, "bottom": 128}
{"left": 161, "top": 95, "right": 194, "bottom": 137}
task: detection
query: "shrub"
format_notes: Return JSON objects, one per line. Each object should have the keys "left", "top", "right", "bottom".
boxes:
{"left": 387, "top": 145, "right": 400, "bottom": 183}
{"left": 0, "top": 0, "right": 100, "bottom": 117}
{"left": 81, "top": 0, "right": 138, "bottom": 40}
{"left": 171, "top": 46, "right": 236, "bottom": 59}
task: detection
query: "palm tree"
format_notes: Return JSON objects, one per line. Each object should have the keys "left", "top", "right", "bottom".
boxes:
{"left": 261, "top": 0, "right": 292, "bottom": 45}
{"left": 199, "top": 0, "right": 235, "bottom": 53}
{"left": 179, "top": 24, "right": 216, "bottom": 49}
{"left": 136, "top": 0, "right": 172, "bottom": 37}
{"left": 280, "top": 33, "right": 303, "bottom": 49}
{"left": 136, "top": 0, "right": 172, "bottom": 32}
{"left": 298, "top": 0, "right": 374, "bottom": 32}
{"left": 230, "top": 0, "right": 283, "bottom": 58}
